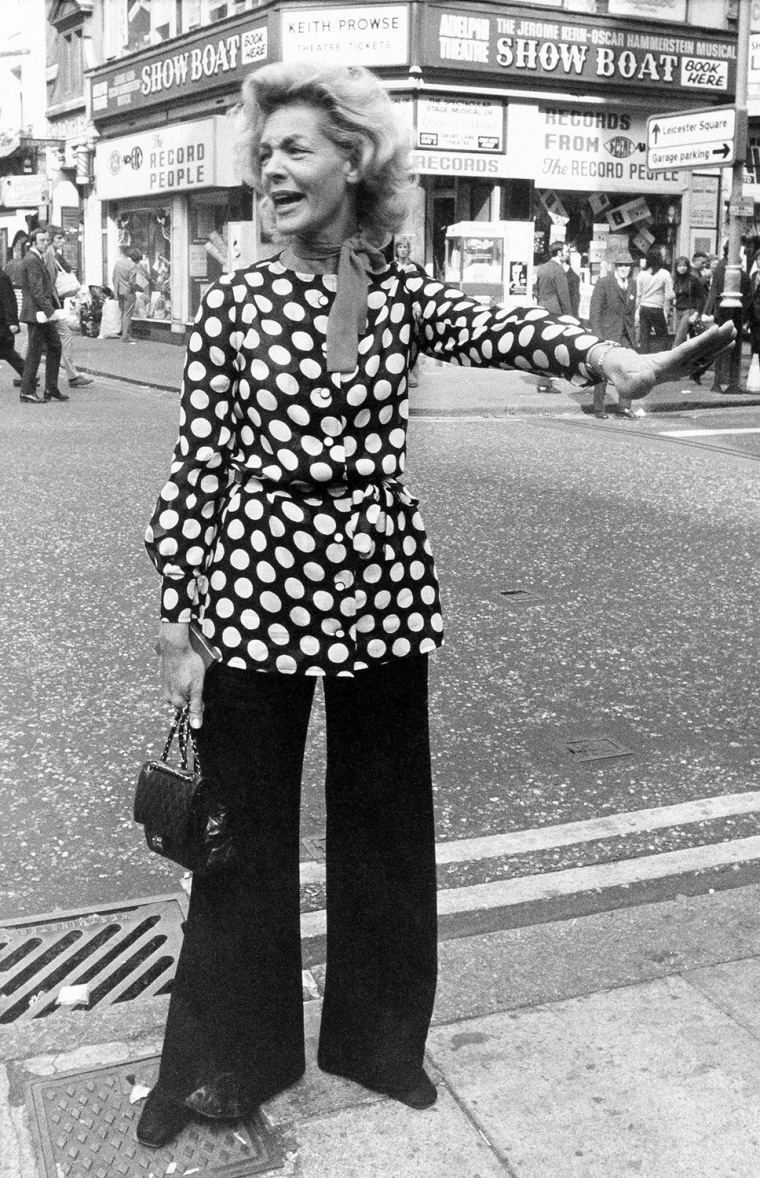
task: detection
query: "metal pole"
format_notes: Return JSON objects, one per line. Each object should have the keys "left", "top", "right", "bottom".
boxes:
{"left": 721, "top": 0, "right": 751, "bottom": 312}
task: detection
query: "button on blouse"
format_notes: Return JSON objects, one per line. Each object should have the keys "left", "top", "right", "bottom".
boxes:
{"left": 146, "top": 258, "right": 600, "bottom": 676}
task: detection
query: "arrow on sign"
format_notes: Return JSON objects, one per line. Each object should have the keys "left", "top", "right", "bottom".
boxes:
{"left": 651, "top": 123, "right": 660, "bottom": 143}
{"left": 711, "top": 143, "right": 731, "bottom": 159}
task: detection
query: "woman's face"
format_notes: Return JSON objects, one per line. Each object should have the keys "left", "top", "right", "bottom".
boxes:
{"left": 259, "top": 104, "right": 359, "bottom": 243}
{"left": 676, "top": 261, "right": 688, "bottom": 274}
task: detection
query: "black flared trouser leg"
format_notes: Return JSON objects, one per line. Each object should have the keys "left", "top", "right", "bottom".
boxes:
{"left": 317, "top": 655, "right": 439, "bottom": 1090}
{"left": 156, "top": 666, "right": 316, "bottom": 1115}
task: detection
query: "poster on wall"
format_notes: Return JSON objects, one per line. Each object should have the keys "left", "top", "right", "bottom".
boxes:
{"left": 417, "top": 97, "right": 503, "bottom": 152}
{"left": 690, "top": 174, "right": 720, "bottom": 230}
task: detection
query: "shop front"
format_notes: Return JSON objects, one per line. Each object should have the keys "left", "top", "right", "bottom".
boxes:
{"left": 416, "top": 2, "right": 737, "bottom": 276}
{"left": 94, "top": 115, "right": 248, "bottom": 337}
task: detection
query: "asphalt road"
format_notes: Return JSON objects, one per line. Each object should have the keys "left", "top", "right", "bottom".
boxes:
{"left": 0, "top": 384, "right": 758, "bottom": 920}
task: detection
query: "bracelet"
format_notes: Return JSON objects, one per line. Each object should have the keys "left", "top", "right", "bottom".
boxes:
{"left": 586, "top": 340, "right": 623, "bottom": 382}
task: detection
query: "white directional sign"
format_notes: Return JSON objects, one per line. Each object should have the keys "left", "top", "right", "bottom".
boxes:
{"left": 646, "top": 106, "right": 736, "bottom": 172}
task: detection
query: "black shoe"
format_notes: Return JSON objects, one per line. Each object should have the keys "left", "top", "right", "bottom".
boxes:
{"left": 19, "top": 391, "right": 47, "bottom": 403}
{"left": 136, "top": 1089, "right": 192, "bottom": 1149}
{"left": 44, "top": 389, "right": 70, "bottom": 402}
{"left": 320, "top": 1062, "right": 437, "bottom": 1109}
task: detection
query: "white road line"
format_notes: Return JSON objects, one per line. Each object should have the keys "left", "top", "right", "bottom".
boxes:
{"left": 299, "top": 791, "right": 760, "bottom": 884}
{"left": 299, "top": 834, "right": 760, "bottom": 939}
{"left": 660, "top": 427, "right": 760, "bottom": 437}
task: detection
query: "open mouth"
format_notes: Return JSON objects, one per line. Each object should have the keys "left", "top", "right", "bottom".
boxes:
{"left": 270, "top": 191, "right": 304, "bottom": 214}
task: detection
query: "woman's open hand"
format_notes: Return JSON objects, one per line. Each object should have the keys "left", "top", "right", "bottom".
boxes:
{"left": 157, "top": 623, "right": 206, "bottom": 728}
{"left": 599, "top": 321, "right": 736, "bottom": 401}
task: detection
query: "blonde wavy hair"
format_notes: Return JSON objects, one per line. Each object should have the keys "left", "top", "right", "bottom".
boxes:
{"left": 236, "top": 62, "right": 415, "bottom": 244}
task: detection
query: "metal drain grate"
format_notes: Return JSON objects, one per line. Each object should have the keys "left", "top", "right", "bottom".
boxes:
{"left": 0, "top": 895, "right": 186, "bottom": 1023}
{"left": 26, "top": 1056, "right": 284, "bottom": 1177}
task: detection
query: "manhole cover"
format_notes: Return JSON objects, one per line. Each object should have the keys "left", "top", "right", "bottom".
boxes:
{"left": 564, "top": 735, "right": 634, "bottom": 762}
{"left": 0, "top": 896, "right": 186, "bottom": 1023}
{"left": 27, "top": 1056, "right": 284, "bottom": 1177}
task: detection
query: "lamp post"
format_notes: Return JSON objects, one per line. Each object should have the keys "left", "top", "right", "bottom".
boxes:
{"left": 721, "top": 0, "right": 751, "bottom": 314}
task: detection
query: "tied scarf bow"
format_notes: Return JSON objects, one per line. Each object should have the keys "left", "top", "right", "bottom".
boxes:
{"left": 288, "top": 235, "right": 387, "bottom": 375}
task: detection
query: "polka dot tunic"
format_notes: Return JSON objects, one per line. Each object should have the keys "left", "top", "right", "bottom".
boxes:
{"left": 145, "top": 257, "right": 601, "bottom": 676}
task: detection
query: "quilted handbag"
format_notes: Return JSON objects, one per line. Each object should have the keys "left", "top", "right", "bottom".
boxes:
{"left": 134, "top": 707, "right": 235, "bottom": 875}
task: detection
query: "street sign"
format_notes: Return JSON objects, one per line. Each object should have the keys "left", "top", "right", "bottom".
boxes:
{"left": 646, "top": 106, "right": 736, "bottom": 172}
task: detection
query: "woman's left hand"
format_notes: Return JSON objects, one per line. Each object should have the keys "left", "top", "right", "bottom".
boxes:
{"left": 600, "top": 321, "right": 736, "bottom": 401}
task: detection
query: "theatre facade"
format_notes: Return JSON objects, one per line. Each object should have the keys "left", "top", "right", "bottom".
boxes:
{"left": 87, "top": 1, "right": 739, "bottom": 339}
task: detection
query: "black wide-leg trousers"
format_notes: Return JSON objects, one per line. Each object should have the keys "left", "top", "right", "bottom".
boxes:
{"left": 157, "top": 655, "right": 438, "bottom": 1116}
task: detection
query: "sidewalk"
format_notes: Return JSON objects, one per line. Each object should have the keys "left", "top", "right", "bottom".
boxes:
{"left": 71, "top": 333, "right": 760, "bottom": 417}
{"left": 4, "top": 881, "right": 760, "bottom": 1177}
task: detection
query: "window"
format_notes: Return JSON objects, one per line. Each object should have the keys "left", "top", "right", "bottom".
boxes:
{"left": 59, "top": 31, "right": 83, "bottom": 99}
{"left": 181, "top": 0, "right": 255, "bottom": 31}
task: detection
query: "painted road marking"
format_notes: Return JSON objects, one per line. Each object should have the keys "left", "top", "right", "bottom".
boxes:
{"left": 299, "top": 790, "right": 760, "bottom": 884}
{"left": 299, "top": 834, "right": 760, "bottom": 940}
{"left": 661, "top": 428, "right": 760, "bottom": 437}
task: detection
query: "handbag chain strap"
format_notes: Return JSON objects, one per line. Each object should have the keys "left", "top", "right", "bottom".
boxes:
{"left": 159, "top": 706, "right": 201, "bottom": 773}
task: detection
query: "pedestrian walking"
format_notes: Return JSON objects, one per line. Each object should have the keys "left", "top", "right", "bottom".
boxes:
{"left": 636, "top": 248, "right": 674, "bottom": 355}
{"left": 703, "top": 242, "right": 751, "bottom": 394}
{"left": 45, "top": 226, "right": 94, "bottom": 388}
{"left": 18, "top": 226, "right": 68, "bottom": 404}
{"left": 588, "top": 251, "right": 639, "bottom": 418}
{"left": 672, "top": 255, "right": 707, "bottom": 349}
{"left": 111, "top": 244, "right": 139, "bottom": 343}
{"left": 0, "top": 267, "right": 26, "bottom": 383}
{"left": 140, "top": 60, "right": 736, "bottom": 1152}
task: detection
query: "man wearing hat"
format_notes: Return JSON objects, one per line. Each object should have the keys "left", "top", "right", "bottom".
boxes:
{"left": 589, "top": 250, "right": 639, "bottom": 418}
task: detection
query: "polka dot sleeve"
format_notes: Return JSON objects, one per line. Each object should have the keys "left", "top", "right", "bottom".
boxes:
{"left": 406, "top": 273, "right": 601, "bottom": 384}
{"left": 144, "top": 278, "right": 238, "bottom": 623}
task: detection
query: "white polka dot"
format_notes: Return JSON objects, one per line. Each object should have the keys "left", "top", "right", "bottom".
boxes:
{"left": 240, "top": 609, "right": 260, "bottom": 629}
{"left": 187, "top": 361, "right": 207, "bottom": 381}
{"left": 260, "top": 590, "right": 282, "bottom": 612}
{"left": 247, "top": 639, "right": 269, "bottom": 661}
{"left": 276, "top": 654, "right": 298, "bottom": 673}
{"left": 204, "top": 316, "right": 222, "bottom": 337}
{"left": 234, "top": 577, "right": 254, "bottom": 598}
{"left": 300, "top": 635, "right": 320, "bottom": 656}
{"left": 327, "top": 643, "right": 349, "bottom": 663}
{"left": 163, "top": 587, "right": 179, "bottom": 610}
{"left": 230, "top": 548, "right": 250, "bottom": 569}
{"left": 367, "top": 638, "right": 387, "bottom": 659}
{"left": 222, "top": 626, "right": 241, "bottom": 647}
{"left": 392, "top": 637, "right": 411, "bottom": 657}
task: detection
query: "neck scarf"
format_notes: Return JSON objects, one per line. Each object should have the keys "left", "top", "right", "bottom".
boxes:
{"left": 289, "top": 234, "right": 387, "bottom": 374}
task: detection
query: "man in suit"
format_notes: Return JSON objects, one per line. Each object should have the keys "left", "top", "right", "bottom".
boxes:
{"left": 19, "top": 227, "right": 68, "bottom": 403}
{"left": 534, "top": 242, "right": 573, "bottom": 393}
{"left": 535, "top": 242, "right": 573, "bottom": 317}
{"left": 588, "top": 250, "right": 639, "bottom": 419}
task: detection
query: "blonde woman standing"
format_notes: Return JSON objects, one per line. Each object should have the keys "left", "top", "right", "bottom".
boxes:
{"left": 139, "top": 62, "right": 734, "bottom": 1150}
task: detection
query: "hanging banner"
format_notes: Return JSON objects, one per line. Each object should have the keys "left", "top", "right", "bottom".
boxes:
{"left": 423, "top": 6, "right": 736, "bottom": 95}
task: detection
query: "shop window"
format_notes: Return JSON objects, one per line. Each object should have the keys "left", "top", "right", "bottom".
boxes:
{"left": 188, "top": 193, "right": 233, "bottom": 319}
{"left": 532, "top": 189, "right": 682, "bottom": 272}
{"left": 116, "top": 207, "right": 172, "bottom": 321}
